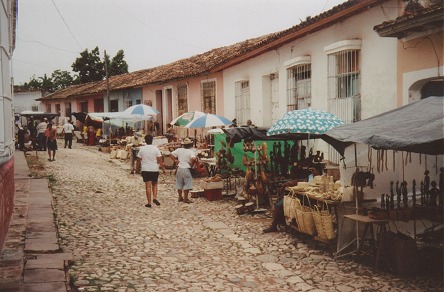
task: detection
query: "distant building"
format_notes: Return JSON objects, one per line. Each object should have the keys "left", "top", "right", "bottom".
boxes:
{"left": 13, "top": 88, "right": 43, "bottom": 113}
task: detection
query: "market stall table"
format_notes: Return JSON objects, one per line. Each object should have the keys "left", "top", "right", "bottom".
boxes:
{"left": 153, "top": 137, "right": 168, "bottom": 146}
{"left": 336, "top": 214, "right": 389, "bottom": 272}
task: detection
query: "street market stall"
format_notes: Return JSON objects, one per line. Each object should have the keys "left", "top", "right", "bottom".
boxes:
{"left": 323, "top": 96, "right": 444, "bottom": 275}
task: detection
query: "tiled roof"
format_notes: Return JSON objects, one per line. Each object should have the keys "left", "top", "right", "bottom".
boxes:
{"left": 41, "top": 0, "right": 383, "bottom": 100}
{"left": 374, "top": 4, "right": 444, "bottom": 38}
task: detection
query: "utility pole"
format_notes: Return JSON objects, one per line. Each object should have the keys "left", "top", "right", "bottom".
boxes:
{"left": 104, "top": 50, "right": 110, "bottom": 112}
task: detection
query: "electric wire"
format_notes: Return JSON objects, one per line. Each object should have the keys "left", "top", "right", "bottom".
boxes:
{"left": 51, "top": 0, "right": 83, "bottom": 50}
{"left": 17, "top": 37, "right": 80, "bottom": 54}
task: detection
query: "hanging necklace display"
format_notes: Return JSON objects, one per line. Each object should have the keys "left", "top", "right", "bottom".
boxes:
{"left": 392, "top": 150, "right": 396, "bottom": 172}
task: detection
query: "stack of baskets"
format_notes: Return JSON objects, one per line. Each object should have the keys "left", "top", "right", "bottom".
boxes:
{"left": 283, "top": 191, "right": 336, "bottom": 240}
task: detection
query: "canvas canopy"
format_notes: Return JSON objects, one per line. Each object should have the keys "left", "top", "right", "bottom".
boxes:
{"left": 222, "top": 127, "right": 298, "bottom": 144}
{"left": 322, "top": 96, "right": 444, "bottom": 157}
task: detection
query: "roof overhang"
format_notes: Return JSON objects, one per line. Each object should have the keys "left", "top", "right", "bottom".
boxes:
{"left": 374, "top": 5, "right": 443, "bottom": 39}
{"left": 209, "top": 0, "right": 386, "bottom": 72}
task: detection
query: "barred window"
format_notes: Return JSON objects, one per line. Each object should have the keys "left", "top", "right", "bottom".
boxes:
{"left": 235, "top": 80, "right": 250, "bottom": 125}
{"left": 177, "top": 84, "right": 188, "bottom": 116}
{"left": 327, "top": 49, "right": 361, "bottom": 124}
{"left": 201, "top": 81, "right": 216, "bottom": 114}
{"left": 287, "top": 64, "right": 311, "bottom": 111}
{"left": 124, "top": 93, "right": 132, "bottom": 109}
{"left": 46, "top": 104, "right": 51, "bottom": 113}
{"left": 65, "top": 102, "right": 71, "bottom": 117}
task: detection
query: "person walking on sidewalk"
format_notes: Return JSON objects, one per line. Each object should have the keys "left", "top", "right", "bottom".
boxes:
{"left": 62, "top": 119, "right": 75, "bottom": 149}
{"left": 137, "top": 135, "right": 166, "bottom": 208}
{"left": 170, "top": 138, "right": 196, "bottom": 203}
{"left": 45, "top": 123, "right": 57, "bottom": 161}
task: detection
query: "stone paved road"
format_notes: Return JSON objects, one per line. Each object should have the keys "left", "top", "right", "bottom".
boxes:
{"left": 42, "top": 143, "right": 442, "bottom": 291}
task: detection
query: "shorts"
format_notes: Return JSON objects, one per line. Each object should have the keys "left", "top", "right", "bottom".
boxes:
{"left": 47, "top": 139, "right": 58, "bottom": 151}
{"left": 141, "top": 171, "right": 159, "bottom": 183}
{"left": 175, "top": 168, "right": 193, "bottom": 190}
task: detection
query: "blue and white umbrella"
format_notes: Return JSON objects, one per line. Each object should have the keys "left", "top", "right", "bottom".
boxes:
{"left": 122, "top": 104, "right": 160, "bottom": 116}
{"left": 184, "top": 114, "right": 232, "bottom": 128}
{"left": 267, "top": 109, "right": 343, "bottom": 136}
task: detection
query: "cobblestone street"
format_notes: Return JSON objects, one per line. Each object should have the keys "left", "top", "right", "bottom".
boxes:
{"left": 37, "top": 143, "right": 442, "bottom": 291}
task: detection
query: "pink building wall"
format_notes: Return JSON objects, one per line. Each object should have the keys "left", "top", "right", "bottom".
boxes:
{"left": 396, "top": 31, "right": 443, "bottom": 105}
{"left": 0, "top": 158, "right": 15, "bottom": 251}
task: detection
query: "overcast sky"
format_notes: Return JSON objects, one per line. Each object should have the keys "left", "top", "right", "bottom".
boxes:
{"left": 13, "top": 0, "right": 347, "bottom": 84}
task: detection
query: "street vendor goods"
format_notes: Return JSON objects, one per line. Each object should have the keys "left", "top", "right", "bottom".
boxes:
{"left": 312, "top": 202, "right": 336, "bottom": 240}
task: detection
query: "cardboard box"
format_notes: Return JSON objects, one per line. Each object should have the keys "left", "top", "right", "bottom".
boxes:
{"left": 204, "top": 189, "right": 222, "bottom": 201}
{"left": 203, "top": 181, "right": 223, "bottom": 190}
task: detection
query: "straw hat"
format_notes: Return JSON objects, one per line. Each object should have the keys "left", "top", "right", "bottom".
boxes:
{"left": 182, "top": 138, "right": 193, "bottom": 145}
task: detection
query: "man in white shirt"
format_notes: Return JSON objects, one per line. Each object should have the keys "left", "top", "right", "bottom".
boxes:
{"left": 62, "top": 119, "right": 75, "bottom": 149}
{"left": 137, "top": 135, "right": 166, "bottom": 208}
{"left": 36, "top": 118, "right": 48, "bottom": 150}
{"left": 170, "top": 138, "right": 197, "bottom": 203}
{"left": 128, "top": 131, "right": 142, "bottom": 174}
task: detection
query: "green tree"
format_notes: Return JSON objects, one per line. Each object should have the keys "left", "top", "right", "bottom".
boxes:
{"left": 51, "top": 70, "right": 74, "bottom": 90}
{"left": 71, "top": 46, "right": 105, "bottom": 83}
{"left": 21, "top": 75, "right": 41, "bottom": 90}
{"left": 39, "top": 74, "right": 54, "bottom": 92}
{"left": 108, "top": 49, "right": 129, "bottom": 76}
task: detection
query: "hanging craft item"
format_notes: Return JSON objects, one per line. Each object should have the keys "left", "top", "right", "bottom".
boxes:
{"left": 294, "top": 195, "right": 316, "bottom": 236}
{"left": 312, "top": 201, "right": 336, "bottom": 240}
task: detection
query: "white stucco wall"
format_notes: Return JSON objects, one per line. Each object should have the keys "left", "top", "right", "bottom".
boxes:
{"left": 13, "top": 91, "right": 42, "bottom": 113}
{"left": 223, "top": 1, "right": 399, "bottom": 126}
{"left": 0, "top": 0, "right": 15, "bottom": 163}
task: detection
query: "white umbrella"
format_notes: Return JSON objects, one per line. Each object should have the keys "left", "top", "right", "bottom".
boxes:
{"left": 122, "top": 104, "right": 160, "bottom": 116}
{"left": 184, "top": 114, "right": 232, "bottom": 128}
{"left": 170, "top": 111, "right": 205, "bottom": 126}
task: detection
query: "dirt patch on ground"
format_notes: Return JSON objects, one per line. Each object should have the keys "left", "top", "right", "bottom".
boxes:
{"left": 24, "top": 153, "right": 47, "bottom": 178}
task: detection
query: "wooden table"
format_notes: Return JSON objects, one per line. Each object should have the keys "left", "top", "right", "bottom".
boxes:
{"left": 337, "top": 214, "right": 389, "bottom": 272}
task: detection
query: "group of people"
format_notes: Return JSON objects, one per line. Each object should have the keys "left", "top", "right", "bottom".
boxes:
{"left": 136, "top": 136, "right": 197, "bottom": 207}
{"left": 83, "top": 124, "right": 100, "bottom": 146}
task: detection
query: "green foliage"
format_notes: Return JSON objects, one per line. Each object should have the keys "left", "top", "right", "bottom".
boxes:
{"left": 108, "top": 49, "right": 129, "bottom": 76}
{"left": 71, "top": 46, "right": 105, "bottom": 83}
{"left": 51, "top": 70, "right": 74, "bottom": 90}
{"left": 15, "top": 47, "right": 129, "bottom": 91}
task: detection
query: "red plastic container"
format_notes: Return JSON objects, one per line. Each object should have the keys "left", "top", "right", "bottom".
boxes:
{"left": 204, "top": 189, "right": 222, "bottom": 201}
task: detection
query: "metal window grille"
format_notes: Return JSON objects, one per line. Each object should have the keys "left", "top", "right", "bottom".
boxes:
{"left": 176, "top": 84, "right": 188, "bottom": 116}
{"left": 65, "top": 102, "right": 71, "bottom": 117}
{"left": 235, "top": 81, "right": 250, "bottom": 125}
{"left": 327, "top": 49, "right": 361, "bottom": 162}
{"left": 287, "top": 64, "right": 311, "bottom": 111}
{"left": 46, "top": 104, "right": 51, "bottom": 113}
{"left": 201, "top": 81, "right": 216, "bottom": 114}
{"left": 124, "top": 93, "right": 132, "bottom": 109}
{"left": 270, "top": 73, "right": 280, "bottom": 125}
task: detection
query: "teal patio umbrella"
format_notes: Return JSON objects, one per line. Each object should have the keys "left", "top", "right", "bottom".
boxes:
{"left": 267, "top": 108, "right": 343, "bottom": 137}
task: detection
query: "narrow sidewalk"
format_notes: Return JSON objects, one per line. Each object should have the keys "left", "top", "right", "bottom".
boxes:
{"left": 0, "top": 152, "right": 72, "bottom": 292}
